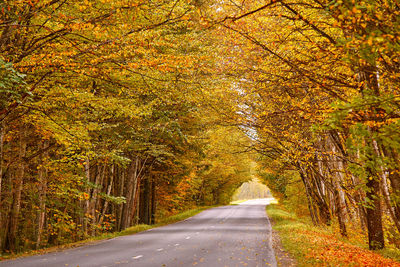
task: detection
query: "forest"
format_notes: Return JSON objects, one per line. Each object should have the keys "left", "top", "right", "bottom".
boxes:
{"left": 1, "top": 0, "right": 400, "bottom": 255}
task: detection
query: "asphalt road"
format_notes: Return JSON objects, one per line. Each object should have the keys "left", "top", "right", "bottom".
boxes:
{"left": 1, "top": 199, "right": 277, "bottom": 267}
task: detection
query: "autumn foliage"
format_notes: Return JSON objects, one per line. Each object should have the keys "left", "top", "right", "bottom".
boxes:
{"left": 268, "top": 204, "right": 400, "bottom": 266}
{"left": 0, "top": 0, "right": 252, "bottom": 252}
{"left": 205, "top": 0, "right": 400, "bottom": 253}
{"left": 304, "top": 230, "right": 400, "bottom": 266}
{"left": 1, "top": 0, "right": 400, "bottom": 260}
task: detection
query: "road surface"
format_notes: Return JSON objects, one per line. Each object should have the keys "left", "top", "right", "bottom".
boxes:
{"left": 1, "top": 198, "right": 277, "bottom": 267}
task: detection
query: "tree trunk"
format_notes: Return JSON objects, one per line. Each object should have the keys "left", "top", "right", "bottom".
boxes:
{"left": 99, "top": 164, "right": 114, "bottom": 226}
{"left": 36, "top": 141, "right": 48, "bottom": 249}
{"left": 139, "top": 177, "right": 150, "bottom": 224}
{"left": 83, "top": 158, "right": 90, "bottom": 236}
{"left": 150, "top": 176, "right": 156, "bottom": 225}
{"left": 132, "top": 173, "right": 142, "bottom": 225}
{"left": 121, "top": 157, "right": 138, "bottom": 229}
{"left": 358, "top": 58, "right": 385, "bottom": 250}
{"left": 90, "top": 163, "right": 105, "bottom": 236}
{"left": 334, "top": 186, "right": 347, "bottom": 237}
{"left": 299, "top": 168, "right": 329, "bottom": 225}
{"left": 371, "top": 141, "right": 400, "bottom": 233}
{"left": 299, "top": 165, "right": 331, "bottom": 225}
{"left": 0, "top": 122, "right": 4, "bottom": 250}
{"left": 130, "top": 156, "right": 148, "bottom": 226}
{"left": 6, "top": 127, "right": 26, "bottom": 251}
{"left": 329, "top": 137, "right": 348, "bottom": 237}
{"left": 365, "top": 175, "right": 384, "bottom": 249}
{"left": 389, "top": 170, "right": 400, "bottom": 222}
{"left": 117, "top": 167, "right": 125, "bottom": 231}
{"left": 380, "top": 147, "right": 400, "bottom": 229}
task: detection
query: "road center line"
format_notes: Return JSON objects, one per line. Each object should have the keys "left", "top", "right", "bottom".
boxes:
{"left": 132, "top": 255, "right": 143, "bottom": 259}
{"left": 157, "top": 248, "right": 164, "bottom": 251}
{"left": 186, "top": 236, "right": 191, "bottom": 239}
{"left": 174, "top": 243, "right": 180, "bottom": 246}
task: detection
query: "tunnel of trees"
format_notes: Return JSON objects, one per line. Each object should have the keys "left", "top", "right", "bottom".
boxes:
{"left": 1, "top": 0, "right": 400, "bottom": 253}
{"left": 232, "top": 178, "right": 271, "bottom": 201}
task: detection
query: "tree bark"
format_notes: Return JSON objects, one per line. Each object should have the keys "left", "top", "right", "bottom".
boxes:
{"left": 139, "top": 177, "right": 150, "bottom": 224}
{"left": 301, "top": 164, "right": 332, "bottom": 225}
{"left": 83, "top": 158, "right": 90, "bottom": 236}
{"left": 90, "top": 163, "right": 105, "bottom": 236}
{"left": 117, "top": 167, "right": 125, "bottom": 231}
{"left": 150, "top": 176, "right": 156, "bottom": 225}
{"left": 121, "top": 156, "right": 138, "bottom": 229}
{"left": 99, "top": 164, "right": 114, "bottom": 226}
{"left": 0, "top": 122, "right": 4, "bottom": 250}
{"left": 6, "top": 126, "right": 26, "bottom": 251}
{"left": 36, "top": 141, "right": 48, "bottom": 249}
{"left": 334, "top": 186, "right": 347, "bottom": 237}
{"left": 371, "top": 141, "right": 400, "bottom": 233}
{"left": 365, "top": 174, "right": 384, "bottom": 249}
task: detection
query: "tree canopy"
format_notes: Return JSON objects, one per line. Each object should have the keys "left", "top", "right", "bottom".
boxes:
{"left": 1, "top": 0, "right": 400, "bottom": 253}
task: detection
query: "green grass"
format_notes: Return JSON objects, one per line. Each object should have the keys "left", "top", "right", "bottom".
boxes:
{"left": 266, "top": 204, "right": 400, "bottom": 266}
{"left": 230, "top": 199, "right": 248, "bottom": 205}
{"left": 0, "top": 206, "right": 213, "bottom": 261}
{"left": 266, "top": 204, "right": 314, "bottom": 266}
{"left": 120, "top": 206, "right": 214, "bottom": 235}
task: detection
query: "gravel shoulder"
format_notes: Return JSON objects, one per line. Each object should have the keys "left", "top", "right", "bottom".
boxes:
{"left": 270, "top": 218, "right": 297, "bottom": 267}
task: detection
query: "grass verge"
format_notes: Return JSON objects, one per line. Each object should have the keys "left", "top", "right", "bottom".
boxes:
{"left": 1, "top": 206, "right": 213, "bottom": 261}
{"left": 266, "top": 204, "right": 400, "bottom": 267}
{"left": 230, "top": 199, "right": 248, "bottom": 205}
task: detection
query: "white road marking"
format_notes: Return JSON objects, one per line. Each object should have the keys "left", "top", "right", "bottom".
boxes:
{"left": 196, "top": 232, "right": 200, "bottom": 234}
{"left": 157, "top": 248, "right": 164, "bottom": 251}
{"left": 185, "top": 236, "right": 191, "bottom": 239}
{"left": 133, "top": 255, "right": 143, "bottom": 259}
{"left": 174, "top": 243, "right": 180, "bottom": 246}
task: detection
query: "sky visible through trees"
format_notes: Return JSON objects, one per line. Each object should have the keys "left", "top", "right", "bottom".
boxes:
{"left": 232, "top": 178, "right": 272, "bottom": 201}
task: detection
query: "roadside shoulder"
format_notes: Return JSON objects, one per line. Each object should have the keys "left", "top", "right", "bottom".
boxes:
{"left": 269, "top": 216, "right": 297, "bottom": 267}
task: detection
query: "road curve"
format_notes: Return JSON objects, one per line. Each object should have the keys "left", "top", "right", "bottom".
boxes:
{"left": 1, "top": 199, "right": 277, "bottom": 267}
